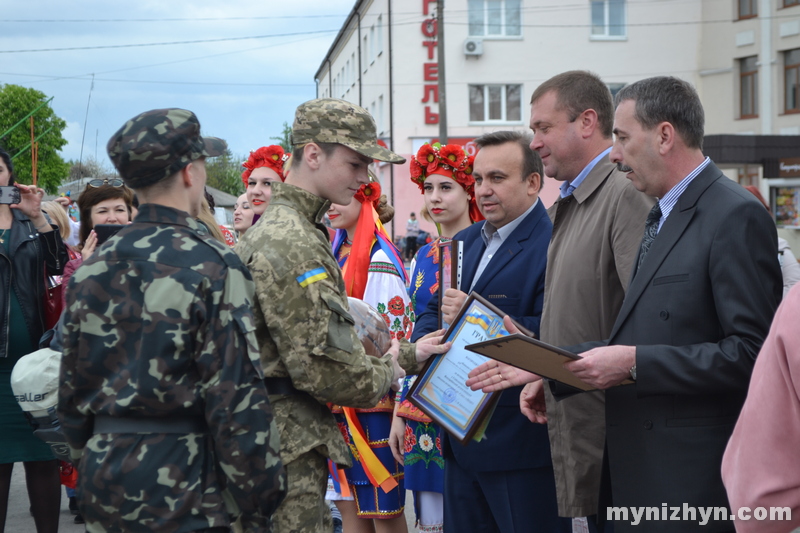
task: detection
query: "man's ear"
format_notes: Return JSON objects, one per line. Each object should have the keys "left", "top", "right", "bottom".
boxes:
{"left": 657, "top": 122, "right": 676, "bottom": 155}
{"left": 579, "top": 109, "right": 599, "bottom": 139}
{"left": 180, "top": 162, "right": 195, "bottom": 188}
{"left": 527, "top": 172, "right": 542, "bottom": 194}
{"left": 304, "top": 143, "right": 324, "bottom": 171}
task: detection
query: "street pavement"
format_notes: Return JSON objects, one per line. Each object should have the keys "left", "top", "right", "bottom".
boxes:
{"left": 6, "top": 464, "right": 417, "bottom": 532}
{"left": 6, "top": 463, "right": 83, "bottom": 532}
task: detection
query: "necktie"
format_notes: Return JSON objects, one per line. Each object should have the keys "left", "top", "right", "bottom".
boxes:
{"left": 636, "top": 202, "right": 662, "bottom": 273}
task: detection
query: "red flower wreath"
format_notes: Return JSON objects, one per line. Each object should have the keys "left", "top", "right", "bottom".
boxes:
{"left": 241, "top": 145, "right": 288, "bottom": 186}
{"left": 409, "top": 142, "right": 476, "bottom": 198}
{"left": 354, "top": 180, "right": 382, "bottom": 207}
{"left": 387, "top": 296, "right": 405, "bottom": 316}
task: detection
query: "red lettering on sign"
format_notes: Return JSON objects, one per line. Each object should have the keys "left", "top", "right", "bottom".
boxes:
{"left": 423, "top": 0, "right": 437, "bottom": 16}
{"left": 425, "top": 106, "right": 440, "bottom": 125}
{"left": 421, "top": 19, "right": 438, "bottom": 38}
{"left": 422, "top": 40, "right": 437, "bottom": 60}
{"left": 422, "top": 85, "right": 439, "bottom": 103}
{"left": 423, "top": 63, "right": 439, "bottom": 82}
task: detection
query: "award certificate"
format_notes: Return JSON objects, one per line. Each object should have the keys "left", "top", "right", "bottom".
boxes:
{"left": 409, "top": 292, "right": 515, "bottom": 443}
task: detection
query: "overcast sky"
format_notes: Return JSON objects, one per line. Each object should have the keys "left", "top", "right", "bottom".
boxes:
{"left": 1, "top": 0, "right": 357, "bottom": 170}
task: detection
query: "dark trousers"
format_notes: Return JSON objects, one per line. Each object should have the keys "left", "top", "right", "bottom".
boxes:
{"left": 405, "top": 236, "right": 418, "bottom": 261}
{"left": 443, "top": 457, "right": 571, "bottom": 533}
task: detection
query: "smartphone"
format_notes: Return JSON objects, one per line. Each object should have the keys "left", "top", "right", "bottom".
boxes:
{"left": 94, "top": 224, "right": 124, "bottom": 245}
{"left": 0, "top": 187, "right": 21, "bottom": 205}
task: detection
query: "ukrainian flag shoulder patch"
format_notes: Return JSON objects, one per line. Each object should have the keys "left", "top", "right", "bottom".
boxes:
{"left": 297, "top": 267, "right": 328, "bottom": 288}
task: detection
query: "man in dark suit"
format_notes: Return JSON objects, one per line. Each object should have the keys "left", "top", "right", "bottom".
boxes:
{"left": 412, "top": 131, "right": 569, "bottom": 532}
{"left": 561, "top": 77, "right": 782, "bottom": 532}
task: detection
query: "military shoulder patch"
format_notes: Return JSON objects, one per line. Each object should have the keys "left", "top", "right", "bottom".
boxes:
{"left": 297, "top": 267, "right": 328, "bottom": 288}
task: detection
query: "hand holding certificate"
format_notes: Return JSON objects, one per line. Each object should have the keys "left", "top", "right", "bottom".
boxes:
{"left": 408, "top": 293, "right": 521, "bottom": 444}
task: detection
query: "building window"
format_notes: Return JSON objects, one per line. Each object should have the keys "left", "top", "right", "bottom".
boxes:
{"left": 378, "top": 95, "right": 385, "bottom": 135}
{"left": 469, "top": 84, "right": 522, "bottom": 122}
{"left": 786, "top": 48, "right": 800, "bottom": 113}
{"left": 607, "top": 82, "right": 626, "bottom": 99}
{"left": 738, "top": 0, "right": 757, "bottom": 19}
{"left": 377, "top": 15, "right": 384, "bottom": 55}
{"left": 740, "top": 56, "right": 759, "bottom": 118}
{"left": 370, "top": 26, "right": 376, "bottom": 62}
{"left": 363, "top": 35, "right": 368, "bottom": 72}
{"left": 591, "top": 0, "right": 626, "bottom": 39}
{"left": 351, "top": 52, "right": 356, "bottom": 85}
{"left": 468, "top": 0, "right": 521, "bottom": 37}
{"left": 784, "top": 0, "right": 800, "bottom": 7}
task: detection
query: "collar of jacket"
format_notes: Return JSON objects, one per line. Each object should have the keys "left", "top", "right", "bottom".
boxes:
{"left": 134, "top": 203, "right": 203, "bottom": 231}
{"left": 269, "top": 182, "right": 331, "bottom": 225}
{"left": 571, "top": 154, "right": 617, "bottom": 205}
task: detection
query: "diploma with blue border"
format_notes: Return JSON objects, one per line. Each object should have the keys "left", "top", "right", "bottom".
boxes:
{"left": 409, "top": 292, "right": 514, "bottom": 444}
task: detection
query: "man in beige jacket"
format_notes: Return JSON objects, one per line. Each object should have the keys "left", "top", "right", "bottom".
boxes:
{"left": 470, "top": 71, "right": 653, "bottom": 532}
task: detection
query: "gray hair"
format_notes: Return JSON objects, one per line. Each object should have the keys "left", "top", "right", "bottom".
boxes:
{"left": 614, "top": 76, "right": 705, "bottom": 150}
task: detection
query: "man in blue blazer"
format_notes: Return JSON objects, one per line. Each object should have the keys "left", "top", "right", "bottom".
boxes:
{"left": 412, "top": 131, "right": 569, "bottom": 532}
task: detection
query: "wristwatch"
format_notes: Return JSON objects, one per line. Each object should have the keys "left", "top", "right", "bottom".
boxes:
{"left": 629, "top": 365, "right": 637, "bottom": 381}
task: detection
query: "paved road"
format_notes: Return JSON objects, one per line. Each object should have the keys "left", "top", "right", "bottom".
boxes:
{"left": 6, "top": 463, "right": 83, "bottom": 532}
{"left": 6, "top": 464, "right": 418, "bottom": 533}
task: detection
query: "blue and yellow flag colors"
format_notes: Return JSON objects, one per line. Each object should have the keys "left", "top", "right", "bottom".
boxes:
{"left": 297, "top": 267, "right": 328, "bottom": 288}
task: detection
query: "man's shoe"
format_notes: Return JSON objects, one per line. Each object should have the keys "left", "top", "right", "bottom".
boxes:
{"left": 74, "top": 513, "right": 85, "bottom": 525}
{"left": 68, "top": 496, "right": 79, "bottom": 515}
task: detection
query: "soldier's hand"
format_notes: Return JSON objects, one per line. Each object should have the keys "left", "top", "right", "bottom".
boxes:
{"left": 389, "top": 413, "right": 406, "bottom": 465}
{"left": 441, "top": 288, "right": 468, "bottom": 326}
{"left": 414, "top": 335, "right": 452, "bottom": 367}
{"left": 387, "top": 339, "right": 406, "bottom": 384}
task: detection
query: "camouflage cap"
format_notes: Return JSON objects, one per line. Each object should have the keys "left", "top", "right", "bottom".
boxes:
{"left": 107, "top": 108, "right": 226, "bottom": 188}
{"left": 291, "top": 98, "right": 405, "bottom": 164}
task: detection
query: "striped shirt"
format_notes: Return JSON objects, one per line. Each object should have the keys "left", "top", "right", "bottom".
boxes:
{"left": 656, "top": 157, "right": 711, "bottom": 233}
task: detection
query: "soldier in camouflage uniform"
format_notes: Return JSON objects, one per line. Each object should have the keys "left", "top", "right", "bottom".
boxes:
{"left": 235, "top": 99, "right": 449, "bottom": 533}
{"left": 58, "top": 108, "right": 286, "bottom": 533}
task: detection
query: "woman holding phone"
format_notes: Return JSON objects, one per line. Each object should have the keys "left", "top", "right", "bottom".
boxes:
{"left": 60, "top": 178, "right": 134, "bottom": 305}
{"left": 0, "top": 148, "right": 67, "bottom": 533}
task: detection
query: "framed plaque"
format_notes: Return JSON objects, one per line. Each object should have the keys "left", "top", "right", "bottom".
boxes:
{"left": 466, "top": 334, "right": 634, "bottom": 391}
{"left": 408, "top": 292, "right": 520, "bottom": 444}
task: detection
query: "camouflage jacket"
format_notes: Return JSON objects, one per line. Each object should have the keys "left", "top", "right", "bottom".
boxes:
{"left": 58, "top": 204, "right": 285, "bottom": 533}
{"left": 235, "top": 182, "right": 417, "bottom": 466}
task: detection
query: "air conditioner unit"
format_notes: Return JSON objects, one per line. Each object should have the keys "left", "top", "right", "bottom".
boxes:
{"left": 464, "top": 38, "right": 483, "bottom": 56}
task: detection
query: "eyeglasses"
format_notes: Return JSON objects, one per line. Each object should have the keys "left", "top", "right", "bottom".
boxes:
{"left": 88, "top": 179, "right": 124, "bottom": 188}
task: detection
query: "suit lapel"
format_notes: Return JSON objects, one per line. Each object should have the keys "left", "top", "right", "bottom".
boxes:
{"left": 609, "top": 162, "right": 722, "bottom": 339}
{"left": 460, "top": 224, "right": 486, "bottom": 292}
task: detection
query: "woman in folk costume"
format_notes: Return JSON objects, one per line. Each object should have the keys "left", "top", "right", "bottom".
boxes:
{"left": 241, "top": 145, "right": 288, "bottom": 224}
{"left": 327, "top": 178, "right": 412, "bottom": 533}
{"left": 388, "top": 143, "right": 482, "bottom": 533}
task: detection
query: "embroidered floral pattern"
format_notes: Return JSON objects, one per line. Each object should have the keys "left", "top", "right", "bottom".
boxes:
{"left": 404, "top": 422, "right": 444, "bottom": 469}
{"left": 404, "top": 424, "right": 416, "bottom": 454}
{"left": 387, "top": 296, "right": 405, "bottom": 316}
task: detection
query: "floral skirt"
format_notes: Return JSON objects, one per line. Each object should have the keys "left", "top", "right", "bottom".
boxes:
{"left": 403, "top": 420, "right": 444, "bottom": 494}
{"left": 332, "top": 411, "right": 405, "bottom": 519}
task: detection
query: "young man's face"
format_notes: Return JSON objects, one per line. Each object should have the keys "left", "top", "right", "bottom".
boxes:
{"left": 319, "top": 145, "right": 372, "bottom": 205}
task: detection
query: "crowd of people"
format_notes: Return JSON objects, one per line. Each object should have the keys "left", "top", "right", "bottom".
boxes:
{"left": 0, "top": 70, "right": 797, "bottom": 533}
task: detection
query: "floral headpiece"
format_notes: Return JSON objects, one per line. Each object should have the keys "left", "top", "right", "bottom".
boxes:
{"left": 354, "top": 180, "right": 382, "bottom": 208}
{"left": 241, "top": 145, "right": 289, "bottom": 186}
{"left": 409, "top": 142, "right": 483, "bottom": 223}
{"left": 409, "top": 143, "right": 475, "bottom": 195}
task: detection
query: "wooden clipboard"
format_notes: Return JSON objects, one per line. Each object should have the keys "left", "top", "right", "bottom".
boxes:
{"left": 465, "top": 333, "right": 597, "bottom": 391}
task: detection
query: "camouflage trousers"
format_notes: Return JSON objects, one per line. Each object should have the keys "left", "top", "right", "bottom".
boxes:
{"left": 271, "top": 450, "right": 332, "bottom": 533}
